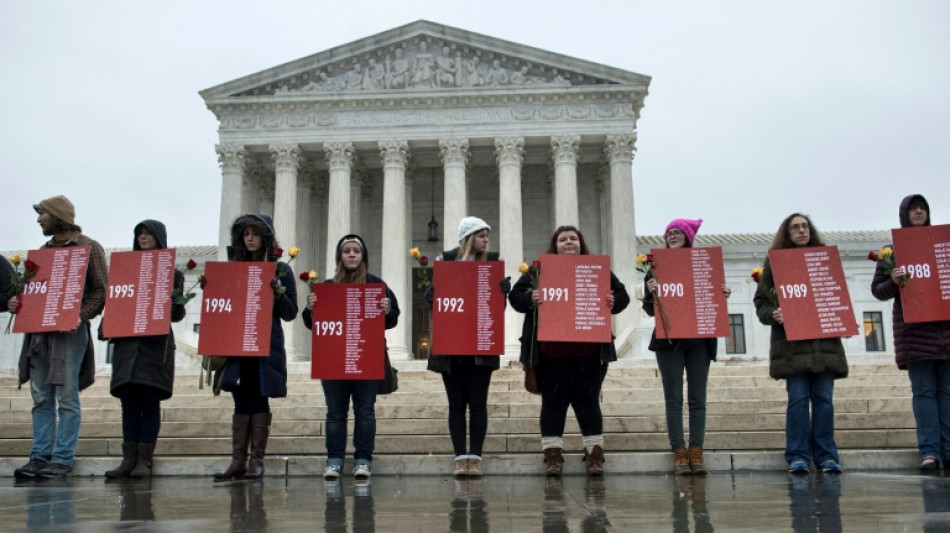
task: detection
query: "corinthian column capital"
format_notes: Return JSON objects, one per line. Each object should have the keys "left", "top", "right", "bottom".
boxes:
{"left": 494, "top": 136, "right": 525, "bottom": 167}
{"left": 323, "top": 141, "right": 355, "bottom": 172}
{"left": 550, "top": 135, "right": 580, "bottom": 165}
{"left": 379, "top": 139, "right": 410, "bottom": 169}
{"left": 216, "top": 144, "right": 246, "bottom": 172}
{"left": 605, "top": 132, "right": 638, "bottom": 164}
{"left": 439, "top": 137, "right": 470, "bottom": 167}
{"left": 269, "top": 143, "right": 301, "bottom": 173}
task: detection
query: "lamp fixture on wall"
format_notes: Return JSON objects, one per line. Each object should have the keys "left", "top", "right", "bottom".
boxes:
{"left": 427, "top": 168, "right": 439, "bottom": 242}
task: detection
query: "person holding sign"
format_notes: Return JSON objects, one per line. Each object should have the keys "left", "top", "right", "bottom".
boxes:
{"left": 871, "top": 195, "right": 950, "bottom": 471}
{"left": 509, "top": 225, "right": 630, "bottom": 476}
{"left": 0, "top": 254, "right": 13, "bottom": 313}
{"left": 303, "top": 234, "right": 399, "bottom": 481}
{"left": 426, "top": 216, "right": 509, "bottom": 478}
{"left": 213, "top": 214, "right": 298, "bottom": 481}
{"left": 102, "top": 220, "right": 186, "bottom": 478}
{"left": 11, "top": 195, "right": 107, "bottom": 479}
{"left": 643, "top": 218, "right": 731, "bottom": 475}
{"left": 753, "top": 213, "right": 848, "bottom": 475}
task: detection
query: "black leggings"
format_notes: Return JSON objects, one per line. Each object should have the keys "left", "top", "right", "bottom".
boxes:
{"left": 537, "top": 357, "right": 607, "bottom": 437}
{"left": 119, "top": 384, "right": 163, "bottom": 444}
{"left": 231, "top": 358, "right": 271, "bottom": 415}
{"left": 441, "top": 358, "right": 493, "bottom": 456}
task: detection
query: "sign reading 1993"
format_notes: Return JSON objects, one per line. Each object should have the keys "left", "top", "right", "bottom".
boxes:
{"left": 310, "top": 283, "right": 386, "bottom": 380}
{"left": 196, "top": 261, "right": 274, "bottom": 356}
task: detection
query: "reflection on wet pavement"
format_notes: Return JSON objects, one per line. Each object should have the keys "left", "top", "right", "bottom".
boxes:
{"left": 5, "top": 472, "right": 950, "bottom": 531}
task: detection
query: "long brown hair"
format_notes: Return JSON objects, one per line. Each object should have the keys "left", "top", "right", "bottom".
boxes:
{"left": 769, "top": 213, "right": 825, "bottom": 251}
{"left": 546, "top": 225, "right": 590, "bottom": 255}
{"left": 458, "top": 231, "right": 489, "bottom": 261}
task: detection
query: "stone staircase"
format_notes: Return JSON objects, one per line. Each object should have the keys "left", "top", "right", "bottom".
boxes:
{"left": 0, "top": 359, "right": 921, "bottom": 476}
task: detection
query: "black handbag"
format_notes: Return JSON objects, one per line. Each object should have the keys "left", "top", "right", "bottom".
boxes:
{"left": 379, "top": 352, "right": 398, "bottom": 395}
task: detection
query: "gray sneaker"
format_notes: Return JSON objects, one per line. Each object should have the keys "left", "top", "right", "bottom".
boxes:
{"left": 38, "top": 462, "right": 72, "bottom": 478}
{"left": 14, "top": 459, "right": 49, "bottom": 479}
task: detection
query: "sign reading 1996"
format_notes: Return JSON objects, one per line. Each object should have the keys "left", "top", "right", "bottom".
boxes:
{"left": 196, "top": 261, "right": 274, "bottom": 356}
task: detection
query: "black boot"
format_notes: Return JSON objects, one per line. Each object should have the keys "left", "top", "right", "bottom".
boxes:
{"left": 130, "top": 442, "right": 156, "bottom": 478}
{"left": 214, "top": 414, "right": 251, "bottom": 481}
{"left": 105, "top": 442, "right": 137, "bottom": 479}
{"left": 244, "top": 413, "right": 271, "bottom": 479}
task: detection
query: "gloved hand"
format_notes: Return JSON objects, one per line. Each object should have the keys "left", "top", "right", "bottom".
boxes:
{"left": 425, "top": 285, "right": 434, "bottom": 305}
{"left": 499, "top": 276, "right": 512, "bottom": 295}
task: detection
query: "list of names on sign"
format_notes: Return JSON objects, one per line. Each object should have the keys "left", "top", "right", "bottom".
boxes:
{"left": 197, "top": 262, "right": 273, "bottom": 357}
{"left": 651, "top": 247, "right": 729, "bottom": 339}
{"left": 892, "top": 224, "right": 950, "bottom": 323}
{"left": 537, "top": 254, "right": 612, "bottom": 343}
{"left": 431, "top": 261, "right": 505, "bottom": 356}
{"left": 310, "top": 283, "right": 386, "bottom": 380}
{"left": 14, "top": 247, "right": 90, "bottom": 334}
{"left": 102, "top": 249, "right": 176, "bottom": 338}
{"left": 769, "top": 245, "right": 858, "bottom": 341}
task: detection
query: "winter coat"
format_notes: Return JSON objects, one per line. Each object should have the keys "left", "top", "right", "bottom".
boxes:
{"left": 302, "top": 273, "right": 400, "bottom": 368}
{"left": 427, "top": 247, "right": 501, "bottom": 373}
{"left": 642, "top": 272, "right": 718, "bottom": 359}
{"left": 871, "top": 194, "right": 950, "bottom": 369}
{"left": 0, "top": 255, "right": 13, "bottom": 313}
{"left": 509, "top": 264, "right": 630, "bottom": 368}
{"left": 107, "top": 220, "right": 186, "bottom": 400}
{"left": 753, "top": 262, "right": 848, "bottom": 380}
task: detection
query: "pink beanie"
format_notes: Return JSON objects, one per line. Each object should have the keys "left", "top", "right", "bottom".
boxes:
{"left": 665, "top": 218, "right": 703, "bottom": 246}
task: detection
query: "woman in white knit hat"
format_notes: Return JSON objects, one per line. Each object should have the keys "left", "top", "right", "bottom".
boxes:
{"left": 426, "top": 216, "right": 511, "bottom": 477}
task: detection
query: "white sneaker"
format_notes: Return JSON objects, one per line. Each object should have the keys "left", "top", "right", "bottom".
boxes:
{"left": 354, "top": 463, "right": 372, "bottom": 480}
{"left": 323, "top": 464, "right": 342, "bottom": 480}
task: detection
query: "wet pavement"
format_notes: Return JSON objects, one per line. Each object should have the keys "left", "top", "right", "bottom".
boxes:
{"left": 3, "top": 471, "right": 950, "bottom": 532}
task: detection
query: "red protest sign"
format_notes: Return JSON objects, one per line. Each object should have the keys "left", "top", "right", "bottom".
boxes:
{"left": 537, "top": 254, "right": 612, "bottom": 343}
{"left": 310, "top": 283, "right": 387, "bottom": 380}
{"left": 13, "top": 247, "right": 90, "bottom": 333}
{"left": 892, "top": 225, "right": 950, "bottom": 323}
{"left": 431, "top": 261, "right": 506, "bottom": 356}
{"left": 768, "top": 246, "right": 858, "bottom": 341}
{"left": 101, "top": 249, "right": 177, "bottom": 338}
{"left": 651, "top": 247, "right": 730, "bottom": 339}
{"left": 196, "top": 262, "right": 274, "bottom": 356}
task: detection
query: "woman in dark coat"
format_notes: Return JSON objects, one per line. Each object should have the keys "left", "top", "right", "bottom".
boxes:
{"left": 213, "top": 214, "right": 298, "bottom": 481}
{"left": 509, "top": 225, "right": 629, "bottom": 477}
{"left": 302, "top": 234, "right": 399, "bottom": 481}
{"left": 104, "top": 219, "right": 186, "bottom": 478}
{"left": 753, "top": 213, "right": 848, "bottom": 475}
{"left": 871, "top": 194, "right": 950, "bottom": 470}
{"left": 426, "top": 216, "right": 509, "bottom": 478}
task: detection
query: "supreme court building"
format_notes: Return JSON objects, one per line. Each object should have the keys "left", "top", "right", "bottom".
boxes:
{"left": 200, "top": 21, "right": 650, "bottom": 362}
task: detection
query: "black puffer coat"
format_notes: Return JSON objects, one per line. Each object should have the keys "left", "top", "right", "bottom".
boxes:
{"left": 426, "top": 247, "right": 501, "bottom": 373}
{"left": 753, "top": 262, "right": 848, "bottom": 380}
{"left": 871, "top": 194, "right": 950, "bottom": 369}
{"left": 108, "top": 220, "right": 186, "bottom": 399}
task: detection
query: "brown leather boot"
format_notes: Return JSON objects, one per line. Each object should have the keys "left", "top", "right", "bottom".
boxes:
{"left": 673, "top": 447, "right": 691, "bottom": 475}
{"left": 105, "top": 442, "right": 137, "bottom": 479}
{"left": 130, "top": 442, "right": 155, "bottom": 478}
{"left": 584, "top": 445, "right": 605, "bottom": 476}
{"left": 688, "top": 446, "right": 707, "bottom": 475}
{"left": 543, "top": 448, "right": 564, "bottom": 477}
{"left": 214, "top": 414, "right": 251, "bottom": 481}
{"left": 244, "top": 413, "right": 272, "bottom": 479}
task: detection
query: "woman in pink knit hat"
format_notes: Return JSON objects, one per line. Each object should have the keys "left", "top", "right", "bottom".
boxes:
{"left": 643, "top": 218, "right": 731, "bottom": 475}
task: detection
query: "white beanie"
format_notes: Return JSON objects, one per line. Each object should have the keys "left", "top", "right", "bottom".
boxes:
{"left": 458, "top": 216, "right": 491, "bottom": 243}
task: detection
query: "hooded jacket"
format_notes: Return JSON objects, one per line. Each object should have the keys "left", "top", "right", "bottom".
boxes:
{"left": 215, "top": 214, "right": 299, "bottom": 398}
{"left": 871, "top": 195, "right": 950, "bottom": 369}
{"left": 107, "top": 220, "right": 186, "bottom": 399}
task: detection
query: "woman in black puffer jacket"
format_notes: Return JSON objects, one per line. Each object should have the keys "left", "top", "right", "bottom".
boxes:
{"left": 871, "top": 194, "right": 950, "bottom": 470}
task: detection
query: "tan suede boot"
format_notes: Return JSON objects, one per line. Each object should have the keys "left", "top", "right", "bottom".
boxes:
{"left": 544, "top": 448, "right": 564, "bottom": 477}
{"left": 673, "top": 447, "right": 691, "bottom": 475}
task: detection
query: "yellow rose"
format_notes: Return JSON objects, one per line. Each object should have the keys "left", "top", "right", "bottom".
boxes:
{"left": 409, "top": 247, "right": 420, "bottom": 259}
{"left": 878, "top": 246, "right": 894, "bottom": 259}
{"left": 308, "top": 270, "right": 317, "bottom": 280}
{"left": 519, "top": 262, "right": 529, "bottom": 274}
{"left": 10, "top": 254, "right": 21, "bottom": 267}
{"left": 635, "top": 253, "right": 647, "bottom": 266}
{"left": 288, "top": 246, "right": 300, "bottom": 259}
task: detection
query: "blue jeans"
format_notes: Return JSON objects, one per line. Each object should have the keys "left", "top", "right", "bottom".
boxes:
{"left": 785, "top": 371, "right": 838, "bottom": 466}
{"left": 322, "top": 379, "right": 381, "bottom": 465}
{"left": 907, "top": 360, "right": 950, "bottom": 460}
{"left": 29, "top": 327, "right": 88, "bottom": 466}
{"left": 655, "top": 340, "right": 712, "bottom": 450}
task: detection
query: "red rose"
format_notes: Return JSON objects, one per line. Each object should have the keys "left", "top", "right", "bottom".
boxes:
{"left": 867, "top": 252, "right": 878, "bottom": 261}
{"left": 532, "top": 260, "right": 541, "bottom": 270}
{"left": 24, "top": 259, "right": 39, "bottom": 273}
{"left": 419, "top": 256, "right": 429, "bottom": 266}
{"left": 274, "top": 247, "right": 284, "bottom": 258}
{"left": 299, "top": 271, "right": 310, "bottom": 282}
{"left": 751, "top": 272, "right": 761, "bottom": 282}
{"left": 646, "top": 254, "right": 654, "bottom": 264}
{"left": 186, "top": 259, "right": 198, "bottom": 270}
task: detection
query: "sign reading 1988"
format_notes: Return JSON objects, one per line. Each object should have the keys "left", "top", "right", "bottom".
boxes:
{"left": 892, "top": 224, "right": 950, "bottom": 323}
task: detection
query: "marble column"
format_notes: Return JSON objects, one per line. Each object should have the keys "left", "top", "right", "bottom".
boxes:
{"left": 439, "top": 138, "right": 470, "bottom": 245}
{"left": 550, "top": 135, "right": 580, "bottom": 227}
{"left": 495, "top": 136, "right": 525, "bottom": 358}
{"left": 215, "top": 144, "right": 245, "bottom": 260}
{"left": 270, "top": 142, "right": 301, "bottom": 357}
{"left": 294, "top": 168, "right": 316, "bottom": 361}
{"left": 597, "top": 163, "right": 612, "bottom": 256}
{"left": 324, "top": 141, "right": 355, "bottom": 276}
{"left": 379, "top": 140, "right": 411, "bottom": 359}
{"left": 605, "top": 133, "right": 639, "bottom": 357}
{"left": 350, "top": 160, "right": 365, "bottom": 236}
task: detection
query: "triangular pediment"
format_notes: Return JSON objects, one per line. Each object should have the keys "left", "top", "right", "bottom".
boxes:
{"left": 200, "top": 20, "right": 650, "bottom": 101}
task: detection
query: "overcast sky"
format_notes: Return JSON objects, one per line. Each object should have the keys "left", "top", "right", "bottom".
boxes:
{"left": 1, "top": 0, "right": 947, "bottom": 252}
